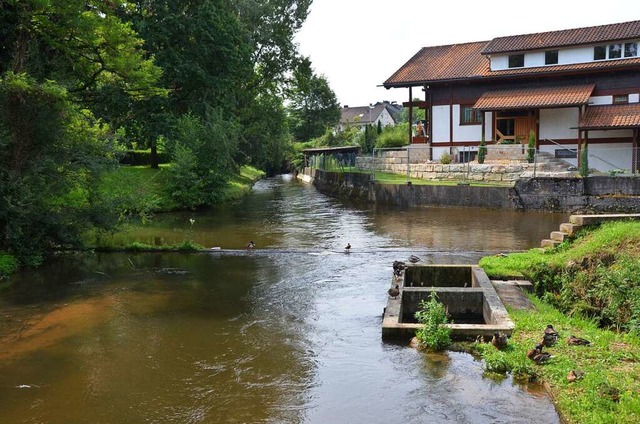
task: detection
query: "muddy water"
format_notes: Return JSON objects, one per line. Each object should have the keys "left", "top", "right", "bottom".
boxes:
{"left": 0, "top": 175, "right": 563, "bottom": 423}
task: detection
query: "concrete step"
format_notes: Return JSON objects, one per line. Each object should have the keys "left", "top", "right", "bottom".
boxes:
{"left": 541, "top": 239, "right": 561, "bottom": 248}
{"left": 550, "top": 231, "right": 568, "bottom": 242}
{"left": 570, "top": 213, "right": 640, "bottom": 226}
{"left": 559, "top": 222, "right": 580, "bottom": 235}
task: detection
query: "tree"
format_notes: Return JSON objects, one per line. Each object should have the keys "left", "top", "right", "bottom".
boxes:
{"left": 288, "top": 58, "right": 340, "bottom": 142}
{"left": 0, "top": 1, "right": 164, "bottom": 263}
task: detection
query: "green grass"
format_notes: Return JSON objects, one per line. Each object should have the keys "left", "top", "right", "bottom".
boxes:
{"left": 474, "top": 220, "right": 640, "bottom": 423}
{"left": 480, "top": 221, "right": 640, "bottom": 278}
{"left": 469, "top": 296, "right": 640, "bottom": 424}
{"left": 100, "top": 164, "right": 265, "bottom": 215}
{"left": 328, "top": 167, "right": 512, "bottom": 187}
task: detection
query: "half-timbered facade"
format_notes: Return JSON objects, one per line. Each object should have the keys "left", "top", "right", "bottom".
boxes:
{"left": 383, "top": 20, "right": 640, "bottom": 172}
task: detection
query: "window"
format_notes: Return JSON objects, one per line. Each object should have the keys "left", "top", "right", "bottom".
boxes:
{"left": 613, "top": 94, "right": 629, "bottom": 104}
{"left": 460, "top": 106, "right": 482, "bottom": 125}
{"left": 545, "top": 50, "right": 558, "bottom": 65}
{"left": 508, "top": 54, "right": 524, "bottom": 68}
{"left": 594, "top": 45, "right": 607, "bottom": 60}
{"left": 609, "top": 43, "right": 623, "bottom": 59}
{"left": 625, "top": 42, "right": 638, "bottom": 57}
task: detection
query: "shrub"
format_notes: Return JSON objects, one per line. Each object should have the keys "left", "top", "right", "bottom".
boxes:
{"left": 0, "top": 253, "right": 18, "bottom": 277}
{"left": 527, "top": 130, "right": 536, "bottom": 163}
{"left": 414, "top": 291, "right": 451, "bottom": 350}
{"left": 478, "top": 138, "right": 487, "bottom": 164}
{"left": 375, "top": 123, "right": 409, "bottom": 148}
{"left": 579, "top": 142, "right": 589, "bottom": 177}
{"left": 439, "top": 151, "right": 452, "bottom": 164}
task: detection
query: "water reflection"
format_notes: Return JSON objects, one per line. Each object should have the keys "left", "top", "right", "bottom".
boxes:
{"left": 0, "top": 175, "right": 563, "bottom": 423}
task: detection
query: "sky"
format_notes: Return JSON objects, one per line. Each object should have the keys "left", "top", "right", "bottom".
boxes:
{"left": 294, "top": 0, "right": 638, "bottom": 108}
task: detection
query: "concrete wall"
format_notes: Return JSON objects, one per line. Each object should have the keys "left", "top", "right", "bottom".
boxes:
{"left": 305, "top": 169, "right": 640, "bottom": 213}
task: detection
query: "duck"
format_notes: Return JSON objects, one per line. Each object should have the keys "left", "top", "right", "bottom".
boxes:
{"left": 388, "top": 284, "right": 400, "bottom": 299}
{"left": 246, "top": 240, "right": 256, "bottom": 249}
{"left": 409, "top": 255, "right": 420, "bottom": 263}
{"left": 567, "top": 334, "right": 591, "bottom": 346}
{"left": 567, "top": 369, "right": 585, "bottom": 383}
{"left": 527, "top": 343, "right": 552, "bottom": 365}
{"left": 541, "top": 332, "right": 557, "bottom": 348}
{"left": 544, "top": 324, "right": 558, "bottom": 337}
{"left": 491, "top": 332, "right": 508, "bottom": 350}
{"left": 344, "top": 243, "right": 351, "bottom": 251}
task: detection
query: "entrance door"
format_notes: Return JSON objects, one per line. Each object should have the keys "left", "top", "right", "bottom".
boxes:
{"left": 495, "top": 110, "right": 536, "bottom": 144}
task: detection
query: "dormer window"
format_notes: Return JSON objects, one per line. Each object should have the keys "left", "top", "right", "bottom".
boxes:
{"left": 594, "top": 45, "right": 607, "bottom": 60}
{"left": 625, "top": 42, "right": 638, "bottom": 57}
{"left": 609, "top": 43, "right": 623, "bottom": 59}
{"left": 508, "top": 54, "right": 524, "bottom": 68}
{"left": 545, "top": 50, "right": 558, "bottom": 65}
{"left": 613, "top": 94, "right": 629, "bottom": 104}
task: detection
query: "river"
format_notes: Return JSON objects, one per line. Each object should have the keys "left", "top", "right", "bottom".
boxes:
{"left": 0, "top": 175, "right": 564, "bottom": 423}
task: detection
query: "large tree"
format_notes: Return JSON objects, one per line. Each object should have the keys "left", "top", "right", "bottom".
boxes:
{"left": 0, "top": 0, "right": 163, "bottom": 263}
{"left": 288, "top": 57, "right": 340, "bottom": 142}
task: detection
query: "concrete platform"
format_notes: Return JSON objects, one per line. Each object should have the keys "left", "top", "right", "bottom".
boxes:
{"left": 382, "top": 265, "right": 514, "bottom": 341}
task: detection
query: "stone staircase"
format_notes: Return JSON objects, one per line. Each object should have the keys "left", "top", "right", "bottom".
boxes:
{"left": 541, "top": 213, "right": 640, "bottom": 248}
{"left": 534, "top": 151, "right": 578, "bottom": 174}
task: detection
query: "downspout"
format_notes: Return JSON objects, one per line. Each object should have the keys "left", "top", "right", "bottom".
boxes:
{"left": 449, "top": 89, "right": 454, "bottom": 152}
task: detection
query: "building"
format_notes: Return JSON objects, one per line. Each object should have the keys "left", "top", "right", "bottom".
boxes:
{"left": 383, "top": 20, "right": 640, "bottom": 172}
{"left": 337, "top": 101, "right": 403, "bottom": 132}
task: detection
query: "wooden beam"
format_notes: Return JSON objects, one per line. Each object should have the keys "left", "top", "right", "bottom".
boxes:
{"left": 402, "top": 101, "right": 428, "bottom": 108}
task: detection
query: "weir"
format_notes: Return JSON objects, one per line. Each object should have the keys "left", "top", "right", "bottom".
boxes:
{"left": 382, "top": 264, "right": 514, "bottom": 340}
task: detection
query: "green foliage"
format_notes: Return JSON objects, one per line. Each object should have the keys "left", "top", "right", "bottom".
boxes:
{"left": 399, "top": 99, "right": 425, "bottom": 123}
{"left": 288, "top": 57, "right": 340, "bottom": 142}
{"left": 478, "top": 137, "right": 487, "bottom": 164}
{"left": 0, "top": 73, "right": 118, "bottom": 264}
{"left": 579, "top": 142, "right": 589, "bottom": 177}
{"left": 0, "top": 253, "right": 18, "bottom": 277}
{"left": 527, "top": 130, "right": 536, "bottom": 163}
{"left": 361, "top": 125, "right": 376, "bottom": 154}
{"left": 480, "top": 221, "right": 640, "bottom": 332}
{"left": 165, "top": 110, "right": 237, "bottom": 209}
{"left": 414, "top": 291, "right": 451, "bottom": 350}
{"left": 439, "top": 151, "right": 452, "bottom": 164}
{"left": 375, "top": 123, "right": 409, "bottom": 148}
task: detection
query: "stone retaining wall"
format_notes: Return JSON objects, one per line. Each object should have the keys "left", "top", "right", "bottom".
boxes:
{"left": 304, "top": 168, "right": 640, "bottom": 213}
{"left": 357, "top": 153, "right": 570, "bottom": 182}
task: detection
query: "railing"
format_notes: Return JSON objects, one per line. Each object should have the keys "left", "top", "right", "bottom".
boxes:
{"left": 543, "top": 138, "right": 632, "bottom": 175}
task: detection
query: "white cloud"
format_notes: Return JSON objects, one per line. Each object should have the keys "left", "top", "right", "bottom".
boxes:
{"left": 295, "top": 0, "right": 638, "bottom": 107}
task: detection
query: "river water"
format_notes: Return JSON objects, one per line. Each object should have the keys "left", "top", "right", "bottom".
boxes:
{"left": 0, "top": 175, "right": 564, "bottom": 423}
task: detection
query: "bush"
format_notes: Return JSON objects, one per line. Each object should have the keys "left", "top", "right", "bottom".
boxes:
{"left": 375, "top": 123, "right": 409, "bottom": 149}
{"left": 527, "top": 130, "right": 536, "bottom": 163}
{"left": 119, "top": 149, "right": 171, "bottom": 166}
{"left": 414, "top": 291, "right": 451, "bottom": 350}
{"left": 478, "top": 138, "right": 487, "bottom": 164}
{"left": 579, "top": 142, "right": 589, "bottom": 177}
{"left": 0, "top": 253, "right": 18, "bottom": 277}
{"left": 439, "top": 151, "right": 452, "bottom": 164}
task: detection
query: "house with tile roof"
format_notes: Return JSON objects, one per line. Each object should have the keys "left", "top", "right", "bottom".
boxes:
{"left": 383, "top": 20, "right": 640, "bottom": 173}
{"left": 337, "top": 101, "right": 403, "bottom": 132}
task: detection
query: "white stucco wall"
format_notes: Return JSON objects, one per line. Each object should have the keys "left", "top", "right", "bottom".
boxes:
{"left": 539, "top": 108, "right": 579, "bottom": 140}
{"left": 452, "top": 105, "right": 483, "bottom": 142}
{"left": 585, "top": 128, "right": 633, "bottom": 139}
{"left": 588, "top": 142, "right": 633, "bottom": 172}
{"left": 432, "top": 105, "right": 450, "bottom": 142}
{"left": 490, "top": 44, "right": 633, "bottom": 70}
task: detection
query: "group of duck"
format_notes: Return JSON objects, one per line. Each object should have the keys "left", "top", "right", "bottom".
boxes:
{"left": 490, "top": 324, "right": 591, "bottom": 382}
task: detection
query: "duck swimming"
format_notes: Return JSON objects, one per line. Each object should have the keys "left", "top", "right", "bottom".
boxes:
{"left": 344, "top": 243, "right": 351, "bottom": 251}
{"left": 409, "top": 255, "right": 420, "bottom": 263}
{"left": 246, "top": 240, "right": 256, "bottom": 249}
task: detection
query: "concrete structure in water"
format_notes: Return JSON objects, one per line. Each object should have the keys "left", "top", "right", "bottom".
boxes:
{"left": 382, "top": 264, "right": 514, "bottom": 340}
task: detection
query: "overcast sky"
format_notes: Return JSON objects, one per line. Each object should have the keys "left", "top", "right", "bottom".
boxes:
{"left": 294, "top": 0, "right": 638, "bottom": 107}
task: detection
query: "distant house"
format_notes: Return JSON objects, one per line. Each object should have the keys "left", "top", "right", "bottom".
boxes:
{"left": 383, "top": 20, "right": 640, "bottom": 172}
{"left": 337, "top": 101, "right": 403, "bottom": 132}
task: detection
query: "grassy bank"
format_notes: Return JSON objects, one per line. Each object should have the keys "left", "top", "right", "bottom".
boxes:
{"left": 100, "top": 164, "right": 265, "bottom": 216}
{"left": 475, "top": 220, "right": 640, "bottom": 423}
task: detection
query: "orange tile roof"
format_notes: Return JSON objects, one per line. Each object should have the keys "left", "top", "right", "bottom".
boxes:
{"left": 482, "top": 20, "right": 640, "bottom": 54}
{"left": 473, "top": 84, "right": 595, "bottom": 110}
{"left": 383, "top": 20, "right": 640, "bottom": 87}
{"left": 384, "top": 42, "right": 489, "bottom": 86}
{"left": 579, "top": 103, "right": 640, "bottom": 129}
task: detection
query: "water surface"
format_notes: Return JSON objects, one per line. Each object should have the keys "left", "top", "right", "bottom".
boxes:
{"left": 0, "top": 175, "right": 564, "bottom": 423}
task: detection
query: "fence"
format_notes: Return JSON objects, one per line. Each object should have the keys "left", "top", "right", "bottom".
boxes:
{"left": 305, "top": 144, "right": 639, "bottom": 183}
